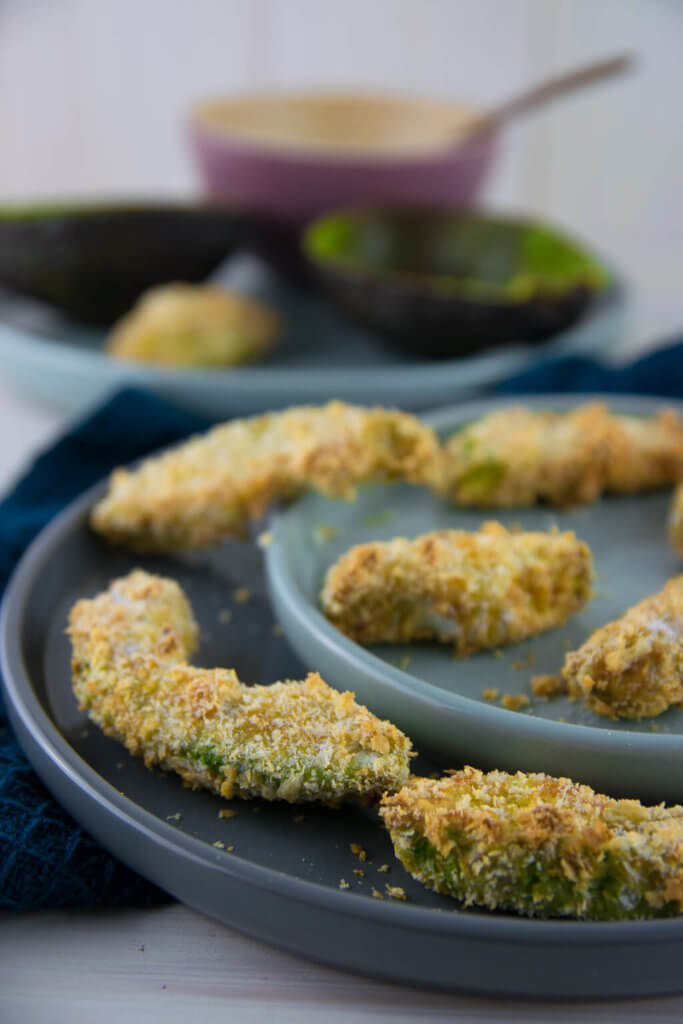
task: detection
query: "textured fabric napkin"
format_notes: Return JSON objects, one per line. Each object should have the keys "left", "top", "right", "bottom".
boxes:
{"left": 0, "top": 389, "right": 210, "bottom": 909}
{"left": 2, "top": 337, "right": 683, "bottom": 910}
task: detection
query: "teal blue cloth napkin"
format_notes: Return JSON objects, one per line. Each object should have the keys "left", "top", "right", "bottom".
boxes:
{"left": 0, "top": 389, "right": 210, "bottom": 909}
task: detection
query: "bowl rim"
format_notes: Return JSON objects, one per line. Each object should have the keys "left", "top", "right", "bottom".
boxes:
{"left": 264, "top": 393, "right": 683, "bottom": 769}
{"left": 187, "top": 88, "right": 494, "bottom": 165}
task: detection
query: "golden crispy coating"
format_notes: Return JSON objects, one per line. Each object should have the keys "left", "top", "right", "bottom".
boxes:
{"left": 380, "top": 766, "right": 683, "bottom": 919}
{"left": 442, "top": 403, "right": 683, "bottom": 507}
{"left": 69, "top": 570, "right": 413, "bottom": 804}
{"left": 91, "top": 401, "right": 442, "bottom": 551}
{"left": 669, "top": 484, "right": 683, "bottom": 556}
{"left": 563, "top": 576, "right": 683, "bottom": 719}
{"left": 107, "top": 283, "right": 281, "bottom": 368}
{"left": 321, "top": 522, "right": 594, "bottom": 655}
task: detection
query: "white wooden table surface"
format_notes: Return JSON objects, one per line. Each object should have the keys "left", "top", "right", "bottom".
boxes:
{"left": 2, "top": 337, "right": 683, "bottom": 1022}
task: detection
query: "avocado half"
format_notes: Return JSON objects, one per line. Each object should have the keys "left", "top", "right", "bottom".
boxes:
{"left": 0, "top": 201, "right": 250, "bottom": 324}
{"left": 303, "top": 209, "right": 610, "bottom": 358}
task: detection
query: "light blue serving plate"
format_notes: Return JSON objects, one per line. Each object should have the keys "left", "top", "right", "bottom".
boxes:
{"left": 266, "top": 393, "right": 683, "bottom": 804}
{"left": 0, "top": 257, "right": 627, "bottom": 417}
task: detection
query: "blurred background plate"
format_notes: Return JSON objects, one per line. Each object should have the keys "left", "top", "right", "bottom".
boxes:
{"left": 0, "top": 256, "right": 626, "bottom": 417}
{"left": 265, "top": 393, "right": 683, "bottom": 804}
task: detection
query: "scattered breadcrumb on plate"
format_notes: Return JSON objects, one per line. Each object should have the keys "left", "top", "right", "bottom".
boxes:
{"left": 531, "top": 674, "right": 567, "bottom": 699}
{"left": 313, "top": 524, "right": 340, "bottom": 544}
{"left": 501, "top": 694, "right": 530, "bottom": 712}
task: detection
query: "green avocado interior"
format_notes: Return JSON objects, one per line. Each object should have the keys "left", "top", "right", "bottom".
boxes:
{"left": 304, "top": 211, "right": 609, "bottom": 303}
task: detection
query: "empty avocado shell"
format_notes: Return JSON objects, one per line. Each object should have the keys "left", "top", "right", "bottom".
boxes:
{"left": 0, "top": 201, "right": 250, "bottom": 324}
{"left": 303, "top": 209, "right": 610, "bottom": 358}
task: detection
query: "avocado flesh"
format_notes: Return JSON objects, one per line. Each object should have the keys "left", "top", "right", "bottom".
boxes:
{"left": 0, "top": 202, "right": 248, "bottom": 324}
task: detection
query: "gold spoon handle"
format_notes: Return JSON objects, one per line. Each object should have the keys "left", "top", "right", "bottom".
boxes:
{"left": 463, "top": 52, "right": 635, "bottom": 139}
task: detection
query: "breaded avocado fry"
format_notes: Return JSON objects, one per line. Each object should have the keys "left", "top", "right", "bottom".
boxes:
{"left": 69, "top": 570, "right": 413, "bottom": 804}
{"left": 107, "top": 283, "right": 281, "bottom": 368}
{"left": 442, "top": 403, "right": 683, "bottom": 507}
{"left": 669, "top": 484, "right": 683, "bottom": 556}
{"left": 563, "top": 576, "right": 683, "bottom": 719}
{"left": 91, "top": 401, "right": 442, "bottom": 551}
{"left": 380, "top": 767, "right": 683, "bottom": 920}
{"left": 321, "top": 522, "right": 594, "bottom": 655}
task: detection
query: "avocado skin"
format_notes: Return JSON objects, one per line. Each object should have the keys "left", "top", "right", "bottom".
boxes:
{"left": 0, "top": 203, "right": 249, "bottom": 324}
{"left": 304, "top": 209, "right": 610, "bottom": 359}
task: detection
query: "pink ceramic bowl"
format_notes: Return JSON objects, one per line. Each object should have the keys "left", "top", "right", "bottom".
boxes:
{"left": 188, "top": 92, "right": 498, "bottom": 226}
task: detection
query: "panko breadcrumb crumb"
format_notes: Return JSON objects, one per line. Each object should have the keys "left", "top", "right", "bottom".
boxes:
{"left": 500, "top": 694, "right": 530, "bottom": 712}
{"left": 69, "top": 570, "right": 413, "bottom": 805}
{"left": 442, "top": 403, "right": 683, "bottom": 507}
{"left": 481, "top": 688, "right": 499, "bottom": 702}
{"left": 380, "top": 766, "right": 683, "bottom": 919}
{"left": 531, "top": 674, "right": 566, "bottom": 699}
{"left": 563, "top": 576, "right": 683, "bottom": 719}
{"left": 90, "top": 401, "right": 443, "bottom": 551}
{"left": 321, "top": 522, "right": 593, "bottom": 655}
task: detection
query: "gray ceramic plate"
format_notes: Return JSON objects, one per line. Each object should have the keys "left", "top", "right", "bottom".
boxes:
{"left": 3, "top": 401, "right": 683, "bottom": 999}
{"left": 266, "top": 394, "right": 683, "bottom": 805}
{"left": 0, "top": 257, "right": 626, "bottom": 417}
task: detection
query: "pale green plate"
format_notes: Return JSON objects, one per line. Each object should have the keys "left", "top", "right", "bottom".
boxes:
{"left": 0, "top": 259, "right": 626, "bottom": 416}
{"left": 266, "top": 394, "right": 683, "bottom": 804}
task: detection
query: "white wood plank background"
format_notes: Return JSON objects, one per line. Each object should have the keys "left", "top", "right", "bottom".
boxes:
{"left": 1, "top": 0, "right": 682, "bottom": 354}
